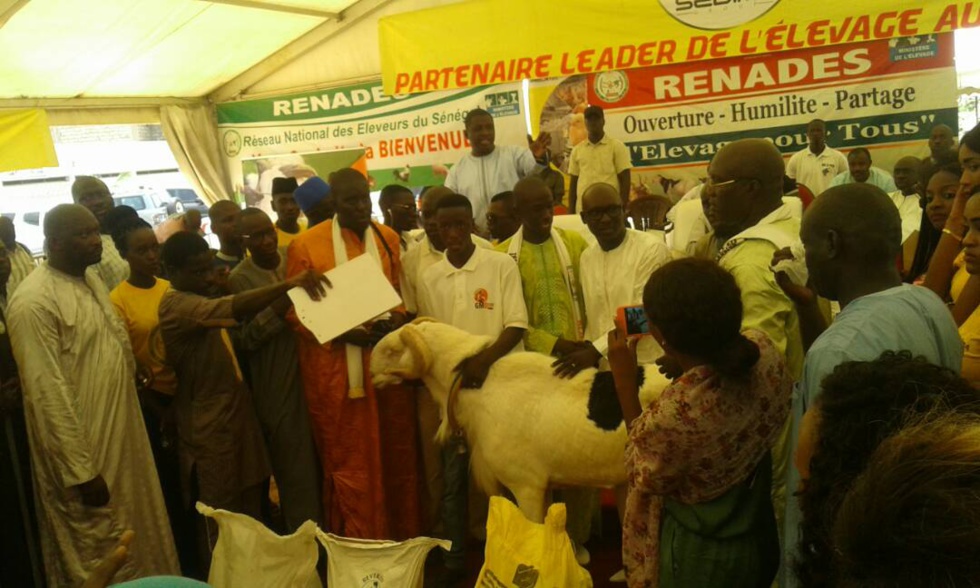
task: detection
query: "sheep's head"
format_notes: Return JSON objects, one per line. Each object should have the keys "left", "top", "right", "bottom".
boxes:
{"left": 370, "top": 323, "right": 433, "bottom": 388}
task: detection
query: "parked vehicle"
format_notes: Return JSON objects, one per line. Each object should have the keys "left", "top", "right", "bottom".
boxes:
{"left": 113, "top": 188, "right": 174, "bottom": 227}
{"left": 165, "top": 187, "right": 208, "bottom": 214}
{"left": 12, "top": 210, "right": 47, "bottom": 256}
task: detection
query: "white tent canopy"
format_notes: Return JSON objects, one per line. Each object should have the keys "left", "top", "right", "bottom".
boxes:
{"left": 0, "top": 0, "right": 460, "bottom": 114}
{"left": 0, "top": 0, "right": 459, "bottom": 202}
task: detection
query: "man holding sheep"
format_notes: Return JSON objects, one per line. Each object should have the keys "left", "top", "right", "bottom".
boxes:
{"left": 417, "top": 192, "right": 528, "bottom": 585}
{"left": 401, "top": 186, "right": 493, "bottom": 540}
{"left": 553, "top": 182, "right": 671, "bottom": 376}
{"left": 495, "top": 175, "right": 594, "bottom": 563}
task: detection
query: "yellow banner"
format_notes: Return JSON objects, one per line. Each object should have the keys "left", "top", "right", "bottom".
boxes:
{"left": 0, "top": 109, "right": 58, "bottom": 173}
{"left": 380, "top": 0, "right": 980, "bottom": 95}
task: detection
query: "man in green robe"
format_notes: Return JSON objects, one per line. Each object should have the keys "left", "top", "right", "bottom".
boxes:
{"left": 495, "top": 176, "right": 594, "bottom": 563}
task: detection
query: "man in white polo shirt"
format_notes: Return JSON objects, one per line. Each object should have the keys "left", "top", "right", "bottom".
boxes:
{"left": 786, "top": 119, "right": 848, "bottom": 196}
{"left": 400, "top": 185, "right": 493, "bottom": 549}
{"left": 568, "top": 105, "right": 633, "bottom": 212}
{"left": 417, "top": 193, "right": 527, "bottom": 586}
{"left": 402, "top": 187, "right": 492, "bottom": 317}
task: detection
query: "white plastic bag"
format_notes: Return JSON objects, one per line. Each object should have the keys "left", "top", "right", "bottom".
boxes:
{"left": 197, "top": 502, "right": 321, "bottom": 588}
{"left": 317, "top": 530, "right": 450, "bottom": 588}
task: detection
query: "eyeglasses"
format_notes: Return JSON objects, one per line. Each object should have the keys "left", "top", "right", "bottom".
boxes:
{"left": 581, "top": 204, "right": 623, "bottom": 223}
{"left": 705, "top": 177, "right": 755, "bottom": 191}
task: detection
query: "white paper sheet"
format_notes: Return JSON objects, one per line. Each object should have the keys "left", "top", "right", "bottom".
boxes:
{"left": 288, "top": 254, "right": 402, "bottom": 345}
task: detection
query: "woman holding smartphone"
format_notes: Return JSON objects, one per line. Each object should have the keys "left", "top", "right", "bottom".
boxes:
{"left": 608, "top": 258, "right": 792, "bottom": 588}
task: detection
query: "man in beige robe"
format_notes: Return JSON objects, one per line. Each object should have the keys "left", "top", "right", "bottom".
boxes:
{"left": 7, "top": 204, "right": 179, "bottom": 587}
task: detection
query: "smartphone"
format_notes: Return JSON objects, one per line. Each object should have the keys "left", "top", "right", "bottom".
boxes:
{"left": 616, "top": 305, "right": 650, "bottom": 339}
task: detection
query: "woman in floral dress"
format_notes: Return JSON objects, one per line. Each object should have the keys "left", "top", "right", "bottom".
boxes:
{"left": 608, "top": 258, "right": 792, "bottom": 587}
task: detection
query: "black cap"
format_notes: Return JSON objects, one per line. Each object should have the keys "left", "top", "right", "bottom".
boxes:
{"left": 271, "top": 176, "right": 299, "bottom": 196}
{"left": 584, "top": 105, "right": 604, "bottom": 119}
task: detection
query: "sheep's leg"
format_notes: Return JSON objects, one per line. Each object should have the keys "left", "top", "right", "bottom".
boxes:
{"left": 511, "top": 485, "right": 547, "bottom": 523}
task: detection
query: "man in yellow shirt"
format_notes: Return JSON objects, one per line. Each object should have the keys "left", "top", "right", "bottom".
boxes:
{"left": 700, "top": 139, "right": 804, "bottom": 538}
{"left": 568, "top": 106, "right": 632, "bottom": 212}
{"left": 272, "top": 177, "right": 306, "bottom": 247}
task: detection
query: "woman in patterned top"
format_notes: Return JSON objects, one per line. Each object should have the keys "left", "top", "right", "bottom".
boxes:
{"left": 608, "top": 258, "right": 792, "bottom": 587}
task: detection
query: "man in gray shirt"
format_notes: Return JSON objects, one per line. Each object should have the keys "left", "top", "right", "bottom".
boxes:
{"left": 229, "top": 208, "right": 322, "bottom": 531}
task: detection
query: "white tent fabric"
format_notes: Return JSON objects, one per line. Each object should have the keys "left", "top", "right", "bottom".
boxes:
{"left": 0, "top": 0, "right": 343, "bottom": 98}
{"left": 160, "top": 104, "right": 233, "bottom": 205}
{"left": 0, "top": 0, "right": 462, "bottom": 192}
{"left": 221, "top": 0, "right": 464, "bottom": 101}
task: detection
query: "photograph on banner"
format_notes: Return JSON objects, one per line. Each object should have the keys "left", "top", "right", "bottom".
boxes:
{"left": 217, "top": 79, "right": 528, "bottom": 219}
{"left": 240, "top": 150, "right": 367, "bottom": 214}
{"left": 531, "top": 34, "right": 957, "bottom": 203}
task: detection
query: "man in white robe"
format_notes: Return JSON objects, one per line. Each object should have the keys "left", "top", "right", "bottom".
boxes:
{"left": 888, "top": 155, "right": 926, "bottom": 244}
{"left": 7, "top": 204, "right": 178, "bottom": 587}
{"left": 552, "top": 183, "right": 670, "bottom": 581}
{"left": 554, "top": 182, "right": 671, "bottom": 377}
{"left": 444, "top": 108, "right": 550, "bottom": 234}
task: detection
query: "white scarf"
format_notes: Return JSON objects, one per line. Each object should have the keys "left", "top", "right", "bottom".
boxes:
{"left": 331, "top": 216, "right": 383, "bottom": 399}
{"left": 507, "top": 226, "right": 584, "bottom": 340}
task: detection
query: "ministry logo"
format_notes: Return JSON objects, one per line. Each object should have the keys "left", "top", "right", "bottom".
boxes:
{"left": 593, "top": 71, "right": 629, "bottom": 103}
{"left": 659, "top": 0, "right": 780, "bottom": 30}
{"left": 222, "top": 130, "right": 242, "bottom": 158}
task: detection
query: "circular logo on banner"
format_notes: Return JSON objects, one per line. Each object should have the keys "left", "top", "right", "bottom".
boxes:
{"left": 659, "top": 0, "right": 781, "bottom": 30}
{"left": 593, "top": 71, "right": 629, "bottom": 103}
{"left": 222, "top": 130, "right": 242, "bottom": 157}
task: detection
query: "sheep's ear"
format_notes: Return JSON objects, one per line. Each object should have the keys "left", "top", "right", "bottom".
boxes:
{"left": 398, "top": 324, "right": 432, "bottom": 377}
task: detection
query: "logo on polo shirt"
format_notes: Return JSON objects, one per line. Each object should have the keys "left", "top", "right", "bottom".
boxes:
{"left": 473, "top": 288, "right": 494, "bottom": 310}
{"left": 659, "top": 0, "right": 781, "bottom": 30}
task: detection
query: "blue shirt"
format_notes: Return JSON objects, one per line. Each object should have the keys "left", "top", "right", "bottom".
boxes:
{"left": 780, "top": 284, "right": 963, "bottom": 587}
{"left": 827, "top": 166, "right": 898, "bottom": 193}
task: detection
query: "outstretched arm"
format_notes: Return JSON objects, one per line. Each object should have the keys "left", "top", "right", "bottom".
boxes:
{"left": 608, "top": 324, "right": 641, "bottom": 427}
{"left": 232, "top": 270, "right": 329, "bottom": 320}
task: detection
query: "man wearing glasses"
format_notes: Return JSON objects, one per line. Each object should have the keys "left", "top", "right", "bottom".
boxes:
{"left": 701, "top": 138, "right": 804, "bottom": 544}
{"left": 486, "top": 191, "right": 520, "bottom": 245}
{"left": 553, "top": 182, "right": 671, "bottom": 378}
{"left": 378, "top": 184, "right": 421, "bottom": 254}
{"left": 228, "top": 209, "right": 322, "bottom": 533}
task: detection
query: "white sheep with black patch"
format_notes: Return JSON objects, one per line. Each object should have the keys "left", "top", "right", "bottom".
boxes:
{"left": 370, "top": 320, "right": 670, "bottom": 524}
